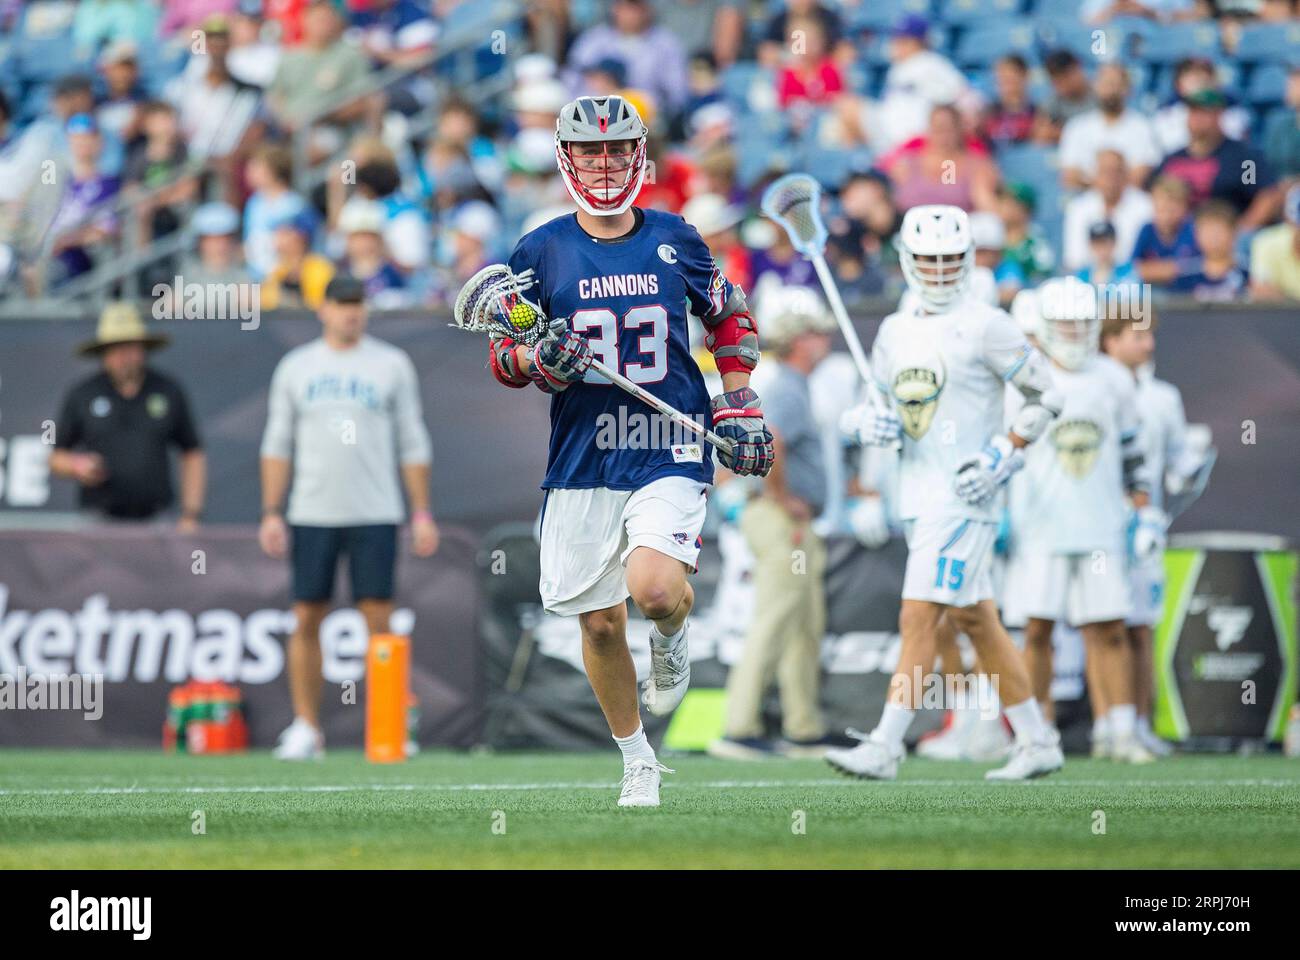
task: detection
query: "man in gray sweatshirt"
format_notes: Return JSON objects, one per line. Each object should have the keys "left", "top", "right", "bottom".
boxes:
{"left": 259, "top": 274, "right": 437, "bottom": 759}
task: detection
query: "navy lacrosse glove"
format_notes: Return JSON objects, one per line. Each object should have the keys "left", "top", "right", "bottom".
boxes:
{"left": 711, "top": 387, "right": 775, "bottom": 477}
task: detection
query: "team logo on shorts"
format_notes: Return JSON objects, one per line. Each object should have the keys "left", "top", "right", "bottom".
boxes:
{"left": 672, "top": 531, "right": 689, "bottom": 544}
{"left": 1051, "top": 418, "right": 1103, "bottom": 478}
{"left": 892, "top": 365, "right": 945, "bottom": 440}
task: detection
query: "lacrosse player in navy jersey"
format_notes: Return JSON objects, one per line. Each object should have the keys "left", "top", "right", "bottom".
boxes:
{"left": 482, "top": 95, "right": 774, "bottom": 807}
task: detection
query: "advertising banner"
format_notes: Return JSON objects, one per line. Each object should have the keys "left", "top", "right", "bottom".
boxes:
{"left": 0, "top": 526, "right": 483, "bottom": 748}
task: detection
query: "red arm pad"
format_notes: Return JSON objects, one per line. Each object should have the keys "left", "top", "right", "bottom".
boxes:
{"left": 703, "top": 309, "right": 760, "bottom": 376}
{"left": 488, "top": 337, "right": 530, "bottom": 389}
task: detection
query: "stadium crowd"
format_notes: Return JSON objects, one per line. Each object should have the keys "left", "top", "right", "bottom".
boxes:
{"left": 0, "top": 0, "right": 1297, "bottom": 307}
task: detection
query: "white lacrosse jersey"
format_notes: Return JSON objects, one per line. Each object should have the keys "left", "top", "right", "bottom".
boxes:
{"left": 1134, "top": 365, "right": 1188, "bottom": 514}
{"left": 1008, "top": 353, "right": 1138, "bottom": 555}
{"left": 870, "top": 295, "right": 1034, "bottom": 524}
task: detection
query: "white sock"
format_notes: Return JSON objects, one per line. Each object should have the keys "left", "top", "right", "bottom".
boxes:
{"left": 1109, "top": 704, "right": 1137, "bottom": 739}
{"left": 650, "top": 620, "right": 686, "bottom": 648}
{"left": 1136, "top": 714, "right": 1154, "bottom": 737}
{"left": 1093, "top": 714, "right": 1111, "bottom": 741}
{"left": 874, "top": 703, "right": 914, "bottom": 750}
{"left": 1004, "top": 697, "right": 1050, "bottom": 742}
{"left": 614, "top": 726, "right": 656, "bottom": 766}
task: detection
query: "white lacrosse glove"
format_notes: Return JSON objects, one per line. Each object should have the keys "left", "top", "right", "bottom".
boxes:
{"left": 839, "top": 402, "right": 903, "bottom": 447}
{"left": 846, "top": 494, "right": 891, "bottom": 549}
{"left": 954, "top": 435, "right": 1024, "bottom": 506}
{"left": 1129, "top": 505, "right": 1169, "bottom": 560}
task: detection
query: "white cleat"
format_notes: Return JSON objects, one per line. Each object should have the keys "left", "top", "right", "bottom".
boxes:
{"left": 618, "top": 757, "right": 673, "bottom": 808}
{"left": 984, "top": 734, "right": 1064, "bottom": 781}
{"left": 641, "top": 622, "right": 690, "bottom": 717}
{"left": 1111, "top": 734, "right": 1157, "bottom": 765}
{"left": 825, "top": 730, "right": 904, "bottom": 781}
{"left": 1091, "top": 735, "right": 1112, "bottom": 760}
{"left": 272, "top": 717, "right": 325, "bottom": 761}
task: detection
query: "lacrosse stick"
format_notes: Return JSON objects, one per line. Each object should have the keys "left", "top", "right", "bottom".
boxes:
{"left": 453, "top": 264, "right": 734, "bottom": 455}
{"left": 761, "top": 173, "right": 873, "bottom": 386}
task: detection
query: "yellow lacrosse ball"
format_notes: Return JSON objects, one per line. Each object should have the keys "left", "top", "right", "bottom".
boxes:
{"left": 509, "top": 301, "right": 537, "bottom": 331}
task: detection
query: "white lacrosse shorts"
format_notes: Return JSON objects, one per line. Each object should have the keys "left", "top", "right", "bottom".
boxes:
{"left": 901, "top": 516, "right": 999, "bottom": 608}
{"left": 1126, "top": 551, "right": 1166, "bottom": 628}
{"left": 1003, "top": 550, "right": 1131, "bottom": 627}
{"left": 538, "top": 475, "right": 709, "bottom": 616}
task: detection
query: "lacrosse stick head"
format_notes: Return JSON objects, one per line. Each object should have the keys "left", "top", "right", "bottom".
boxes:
{"left": 760, "top": 173, "right": 827, "bottom": 259}
{"left": 452, "top": 264, "right": 550, "bottom": 347}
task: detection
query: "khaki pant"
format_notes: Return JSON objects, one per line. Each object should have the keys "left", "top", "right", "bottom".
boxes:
{"left": 723, "top": 497, "right": 827, "bottom": 741}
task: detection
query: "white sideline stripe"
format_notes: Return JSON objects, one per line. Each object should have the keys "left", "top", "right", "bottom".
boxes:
{"left": 1, "top": 777, "right": 1297, "bottom": 797}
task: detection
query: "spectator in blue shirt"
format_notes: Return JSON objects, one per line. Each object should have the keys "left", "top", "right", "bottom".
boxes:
{"left": 1133, "top": 175, "right": 1200, "bottom": 291}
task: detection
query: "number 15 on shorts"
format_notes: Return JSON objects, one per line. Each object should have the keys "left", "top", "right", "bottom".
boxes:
{"left": 935, "top": 556, "right": 965, "bottom": 590}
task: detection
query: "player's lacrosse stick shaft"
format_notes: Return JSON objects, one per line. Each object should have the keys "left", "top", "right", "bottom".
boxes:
{"left": 580, "top": 356, "right": 732, "bottom": 452}
{"left": 810, "top": 253, "right": 872, "bottom": 385}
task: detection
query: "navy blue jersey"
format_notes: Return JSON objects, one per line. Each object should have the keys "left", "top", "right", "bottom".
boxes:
{"left": 508, "top": 209, "right": 733, "bottom": 491}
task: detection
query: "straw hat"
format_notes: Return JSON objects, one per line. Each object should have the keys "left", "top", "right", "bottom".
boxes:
{"left": 78, "top": 302, "right": 170, "bottom": 356}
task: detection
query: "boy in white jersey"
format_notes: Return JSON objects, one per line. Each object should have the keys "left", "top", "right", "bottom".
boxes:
{"left": 828, "top": 205, "right": 1065, "bottom": 781}
{"left": 1101, "top": 308, "right": 1214, "bottom": 757}
{"left": 1003, "top": 276, "right": 1163, "bottom": 764}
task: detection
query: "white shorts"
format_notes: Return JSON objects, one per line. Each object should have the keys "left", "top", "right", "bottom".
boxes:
{"left": 1003, "top": 550, "right": 1131, "bottom": 627}
{"left": 538, "top": 476, "right": 708, "bottom": 616}
{"left": 901, "top": 516, "right": 998, "bottom": 608}
{"left": 1126, "top": 551, "right": 1166, "bottom": 628}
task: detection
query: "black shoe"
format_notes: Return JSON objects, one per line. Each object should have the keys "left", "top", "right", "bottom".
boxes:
{"left": 778, "top": 732, "right": 859, "bottom": 757}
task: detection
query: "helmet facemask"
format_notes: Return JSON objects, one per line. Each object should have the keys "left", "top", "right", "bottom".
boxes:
{"left": 901, "top": 248, "right": 973, "bottom": 312}
{"left": 1042, "top": 315, "right": 1100, "bottom": 370}
{"left": 556, "top": 137, "right": 647, "bottom": 215}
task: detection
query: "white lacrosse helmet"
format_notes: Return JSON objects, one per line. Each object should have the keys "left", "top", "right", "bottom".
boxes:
{"left": 757, "top": 284, "right": 836, "bottom": 349}
{"left": 1010, "top": 288, "right": 1042, "bottom": 340}
{"left": 555, "top": 95, "right": 648, "bottom": 217}
{"left": 898, "top": 204, "right": 974, "bottom": 313}
{"left": 1038, "top": 276, "right": 1100, "bottom": 370}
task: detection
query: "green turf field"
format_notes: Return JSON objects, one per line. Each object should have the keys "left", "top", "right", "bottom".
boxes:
{"left": 2, "top": 750, "right": 1299, "bottom": 868}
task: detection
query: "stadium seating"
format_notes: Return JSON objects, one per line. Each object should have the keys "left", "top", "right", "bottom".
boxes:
{"left": 1234, "top": 21, "right": 1300, "bottom": 63}
{"left": 843, "top": 0, "right": 934, "bottom": 35}
{"left": 1137, "top": 21, "right": 1221, "bottom": 65}
{"left": 1247, "top": 63, "right": 1291, "bottom": 106}
{"left": 953, "top": 21, "right": 1039, "bottom": 67}
{"left": 940, "top": 0, "right": 1023, "bottom": 27}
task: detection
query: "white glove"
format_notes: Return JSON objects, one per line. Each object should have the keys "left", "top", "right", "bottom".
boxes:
{"left": 839, "top": 402, "right": 903, "bottom": 447}
{"left": 1130, "top": 505, "right": 1169, "bottom": 560}
{"left": 954, "top": 435, "right": 1024, "bottom": 506}
{"left": 847, "top": 494, "right": 891, "bottom": 549}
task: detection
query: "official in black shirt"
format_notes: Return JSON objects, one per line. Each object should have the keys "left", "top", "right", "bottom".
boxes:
{"left": 50, "top": 302, "right": 206, "bottom": 528}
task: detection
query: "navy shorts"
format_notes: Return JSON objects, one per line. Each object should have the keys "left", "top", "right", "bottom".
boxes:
{"left": 290, "top": 524, "right": 398, "bottom": 603}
